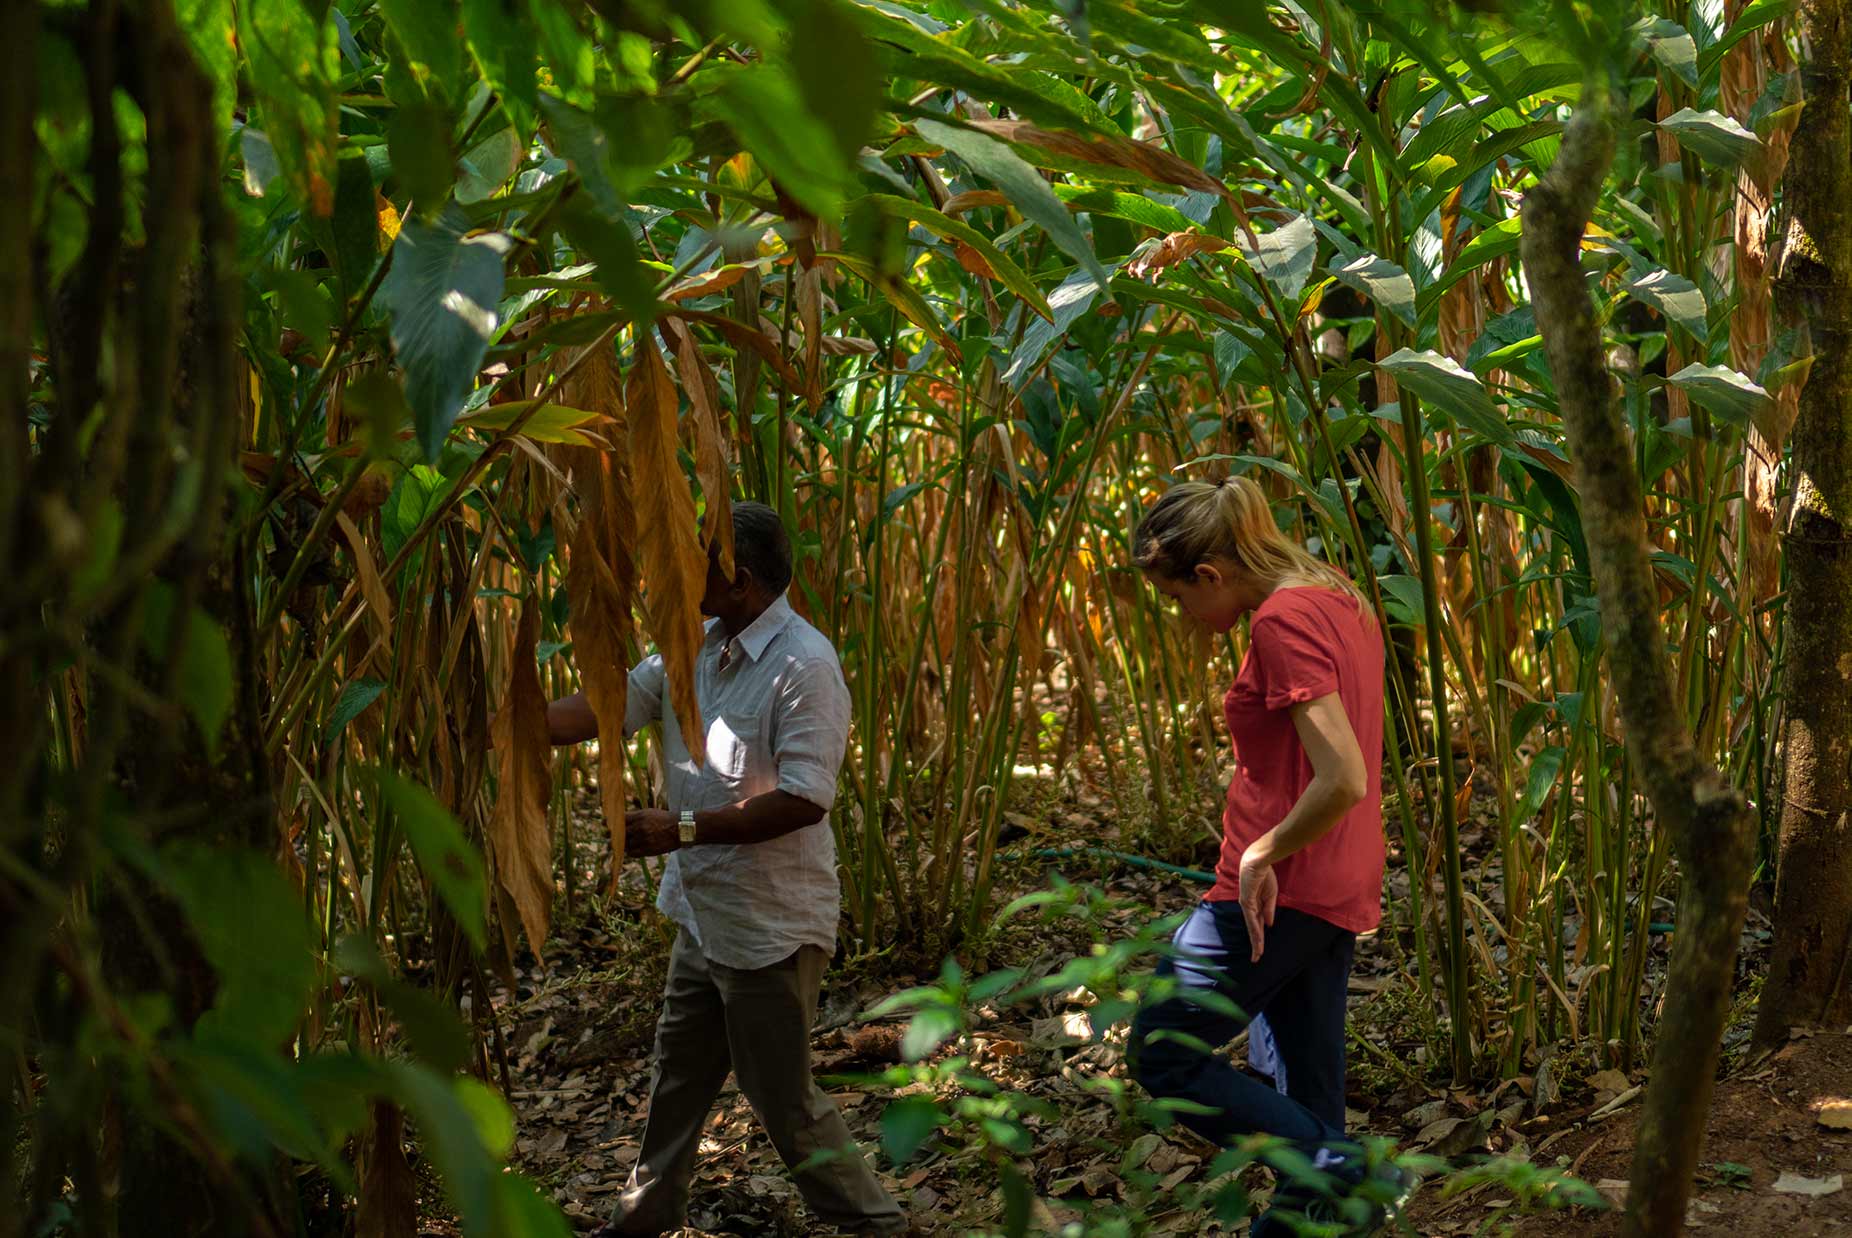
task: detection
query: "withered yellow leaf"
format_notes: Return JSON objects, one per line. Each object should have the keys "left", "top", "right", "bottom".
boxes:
{"left": 627, "top": 336, "right": 710, "bottom": 765}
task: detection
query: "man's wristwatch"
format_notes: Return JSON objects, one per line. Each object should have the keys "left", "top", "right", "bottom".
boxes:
{"left": 677, "top": 809, "right": 697, "bottom": 847}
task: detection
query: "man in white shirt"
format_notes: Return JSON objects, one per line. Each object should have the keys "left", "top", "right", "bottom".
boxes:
{"left": 545, "top": 502, "right": 905, "bottom": 1237}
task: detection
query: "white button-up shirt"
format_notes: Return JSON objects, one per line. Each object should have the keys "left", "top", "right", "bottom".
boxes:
{"left": 623, "top": 593, "right": 851, "bottom": 969}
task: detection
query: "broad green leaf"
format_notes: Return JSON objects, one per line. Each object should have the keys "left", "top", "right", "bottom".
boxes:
{"left": 493, "top": 1174, "right": 573, "bottom": 1238}
{"left": 176, "top": 0, "right": 236, "bottom": 135}
{"left": 1466, "top": 306, "right": 1541, "bottom": 376}
{"left": 704, "top": 62, "right": 851, "bottom": 219}
{"left": 1236, "top": 214, "right": 1316, "bottom": 300}
{"left": 161, "top": 845, "right": 316, "bottom": 1046}
{"left": 380, "top": 0, "right": 464, "bottom": 100}
{"left": 331, "top": 937, "right": 472, "bottom": 1073}
{"left": 901, "top": 1006, "right": 959, "bottom": 1061}
{"left": 375, "top": 767, "right": 488, "bottom": 951}
{"left": 1329, "top": 253, "right": 1416, "bottom": 327}
{"left": 1701, "top": 0, "right": 1796, "bottom": 73}
{"left": 456, "top": 125, "right": 522, "bottom": 204}
{"left": 383, "top": 204, "right": 513, "bottom": 461}
{"left": 1517, "top": 745, "right": 1567, "bottom": 824}
{"left": 180, "top": 1037, "right": 343, "bottom": 1177}
{"left": 915, "top": 118, "right": 1111, "bottom": 294}
{"left": 454, "top": 1076, "right": 517, "bottom": 1160}
{"left": 141, "top": 586, "right": 234, "bottom": 753}
{"left": 461, "top": 0, "right": 538, "bottom": 132}
{"left": 558, "top": 196, "right": 658, "bottom": 323}
{"left": 847, "top": 5, "right": 1097, "bottom": 132}
{"left": 383, "top": 1062, "right": 501, "bottom": 1236}
{"left": 880, "top": 1096, "right": 944, "bottom": 1164}
{"left": 236, "top": 0, "right": 341, "bottom": 214}
{"left": 1002, "top": 264, "right": 1113, "bottom": 387}
{"left": 1421, "top": 216, "right": 1522, "bottom": 313}
{"left": 860, "top": 193, "right": 1053, "bottom": 320}
{"left": 1666, "top": 363, "right": 1772, "bottom": 427}
{"left": 789, "top": 0, "right": 883, "bottom": 169}
{"left": 327, "top": 678, "right": 386, "bottom": 741}
{"left": 1374, "top": 574, "right": 1425, "bottom": 627}
{"left": 388, "top": 100, "right": 456, "bottom": 213}
{"left": 1625, "top": 268, "right": 1707, "bottom": 340}
{"left": 1378, "top": 348, "right": 1514, "bottom": 445}
{"left": 827, "top": 250, "right": 961, "bottom": 356}
{"left": 1658, "top": 108, "right": 1763, "bottom": 168}
{"left": 1053, "top": 185, "right": 1197, "bottom": 234}
{"left": 527, "top": 0, "right": 594, "bottom": 105}
{"left": 241, "top": 127, "right": 283, "bottom": 197}
{"left": 328, "top": 152, "right": 382, "bottom": 301}
{"left": 1634, "top": 17, "right": 1698, "bottom": 88}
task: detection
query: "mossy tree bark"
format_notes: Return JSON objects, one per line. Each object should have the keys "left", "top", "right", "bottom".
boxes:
{"left": 1521, "top": 90, "right": 1756, "bottom": 1238}
{"left": 1753, "top": 0, "right": 1852, "bottom": 1048}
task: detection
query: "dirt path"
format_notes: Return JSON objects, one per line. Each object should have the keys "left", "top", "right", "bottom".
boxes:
{"left": 467, "top": 800, "right": 1833, "bottom": 1237}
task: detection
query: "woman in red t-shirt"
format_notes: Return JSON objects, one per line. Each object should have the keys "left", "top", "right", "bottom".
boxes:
{"left": 1126, "top": 477, "right": 1401, "bottom": 1234}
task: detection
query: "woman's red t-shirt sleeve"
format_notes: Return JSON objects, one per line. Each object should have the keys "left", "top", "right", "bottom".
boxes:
{"left": 1248, "top": 612, "right": 1341, "bottom": 710}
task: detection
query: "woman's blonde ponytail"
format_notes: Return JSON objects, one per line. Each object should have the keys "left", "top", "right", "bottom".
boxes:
{"left": 1133, "top": 476, "right": 1368, "bottom": 614}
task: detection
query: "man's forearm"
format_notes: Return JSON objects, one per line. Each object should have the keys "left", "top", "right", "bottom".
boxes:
{"left": 545, "top": 692, "right": 598, "bottom": 745}
{"left": 692, "top": 790, "right": 827, "bottom": 846}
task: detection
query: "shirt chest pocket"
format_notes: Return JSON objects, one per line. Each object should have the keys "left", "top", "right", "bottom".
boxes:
{"left": 705, "top": 712, "right": 765, "bottom": 782}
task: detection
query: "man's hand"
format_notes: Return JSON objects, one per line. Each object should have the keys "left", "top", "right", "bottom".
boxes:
{"left": 1237, "top": 849, "right": 1279, "bottom": 963}
{"left": 626, "top": 808, "right": 680, "bottom": 857}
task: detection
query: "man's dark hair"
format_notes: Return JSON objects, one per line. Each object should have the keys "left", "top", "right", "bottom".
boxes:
{"left": 731, "top": 500, "right": 793, "bottom": 596}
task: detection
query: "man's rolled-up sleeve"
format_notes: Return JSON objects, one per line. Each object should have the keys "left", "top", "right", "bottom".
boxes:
{"left": 625, "top": 654, "right": 666, "bottom": 738}
{"left": 771, "top": 657, "right": 851, "bottom": 811}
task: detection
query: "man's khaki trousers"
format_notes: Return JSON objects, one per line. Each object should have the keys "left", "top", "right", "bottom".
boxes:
{"left": 607, "top": 931, "right": 905, "bottom": 1235}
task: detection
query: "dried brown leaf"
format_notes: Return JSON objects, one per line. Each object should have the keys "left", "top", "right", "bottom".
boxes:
{"left": 953, "top": 240, "right": 997, "bottom": 280}
{"left": 489, "top": 597, "right": 555, "bottom": 957}
{"left": 969, "top": 119, "right": 1232, "bottom": 202}
{"left": 628, "top": 338, "right": 710, "bottom": 765}
{"left": 566, "top": 511, "right": 632, "bottom": 881}
{"left": 940, "top": 189, "right": 1008, "bottom": 217}
{"left": 660, "top": 308, "right": 804, "bottom": 390}
{"left": 1126, "top": 230, "right": 1233, "bottom": 280}
{"left": 565, "top": 338, "right": 639, "bottom": 882}
{"left": 663, "top": 320, "right": 734, "bottom": 578}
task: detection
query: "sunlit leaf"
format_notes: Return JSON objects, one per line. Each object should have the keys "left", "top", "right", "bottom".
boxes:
{"left": 1666, "top": 363, "right": 1772, "bottom": 427}
{"left": 383, "top": 204, "right": 513, "bottom": 461}
{"left": 1658, "top": 108, "right": 1763, "bottom": 168}
{"left": 1625, "top": 268, "right": 1707, "bottom": 340}
{"left": 1378, "top": 348, "right": 1515, "bottom": 445}
{"left": 1329, "top": 253, "right": 1416, "bottom": 327}
{"left": 1236, "top": 214, "right": 1317, "bottom": 300}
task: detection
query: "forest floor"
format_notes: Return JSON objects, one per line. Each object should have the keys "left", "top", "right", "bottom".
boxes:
{"left": 430, "top": 774, "right": 1851, "bottom": 1238}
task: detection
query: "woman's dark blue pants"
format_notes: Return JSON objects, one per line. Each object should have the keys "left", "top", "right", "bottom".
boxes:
{"left": 1130, "top": 900, "right": 1356, "bottom": 1150}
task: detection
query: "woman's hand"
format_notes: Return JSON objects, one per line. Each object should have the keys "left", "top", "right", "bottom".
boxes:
{"left": 1237, "top": 850, "right": 1278, "bottom": 962}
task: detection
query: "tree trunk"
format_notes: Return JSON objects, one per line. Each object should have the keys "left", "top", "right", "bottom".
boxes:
{"left": 1521, "top": 89, "right": 1757, "bottom": 1238}
{"left": 1753, "top": 0, "right": 1852, "bottom": 1048}
{"left": 7, "top": 1, "right": 283, "bottom": 1233}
